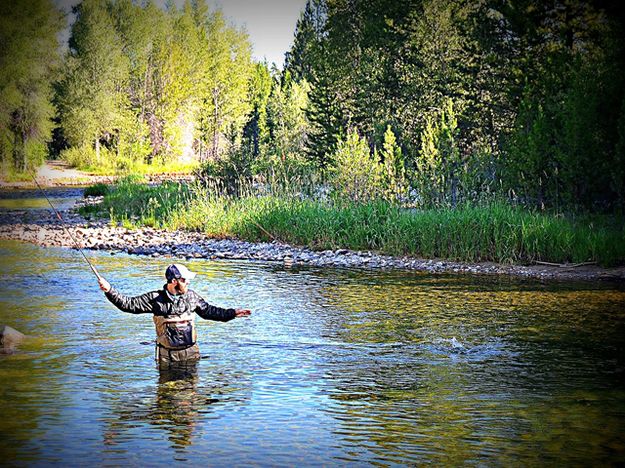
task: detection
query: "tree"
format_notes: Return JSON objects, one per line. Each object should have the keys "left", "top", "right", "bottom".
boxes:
{"left": 194, "top": 9, "right": 253, "bottom": 161}
{"left": 56, "top": 0, "right": 131, "bottom": 163}
{"left": 378, "top": 126, "right": 407, "bottom": 203}
{"left": 242, "top": 62, "right": 273, "bottom": 161}
{"left": 0, "top": 0, "right": 62, "bottom": 172}
{"left": 331, "top": 129, "right": 382, "bottom": 202}
{"left": 305, "top": 40, "right": 344, "bottom": 170}
{"left": 265, "top": 74, "right": 312, "bottom": 181}
{"left": 414, "top": 98, "right": 461, "bottom": 207}
{"left": 284, "top": 0, "right": 327, "bottom": 83}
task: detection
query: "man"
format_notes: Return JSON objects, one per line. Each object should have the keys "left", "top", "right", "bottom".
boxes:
{"left": 98, "top": 263, "right": 251, "bottom": 366}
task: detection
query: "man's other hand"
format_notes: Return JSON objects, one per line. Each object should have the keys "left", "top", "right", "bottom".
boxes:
{"left": 235, "top": 308, "right": 251, "bottom": 317}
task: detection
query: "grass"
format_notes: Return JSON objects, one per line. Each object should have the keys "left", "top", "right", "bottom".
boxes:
{"left": 81, "top": 178, "right": 625, "bottom": 267}
{"left": 0, "top": 162, "right": 36, "bottom": 182}
{"left": 79, "top": 160, "right": 199, "bottom": 176}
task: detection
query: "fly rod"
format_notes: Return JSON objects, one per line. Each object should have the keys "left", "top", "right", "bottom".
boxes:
{"left": 30, "top": 171, "right": 102, "bottom": 281}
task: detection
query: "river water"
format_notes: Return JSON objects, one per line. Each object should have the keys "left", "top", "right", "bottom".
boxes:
{"left": 1, "top": 190, "right": 624, "bottom": 465}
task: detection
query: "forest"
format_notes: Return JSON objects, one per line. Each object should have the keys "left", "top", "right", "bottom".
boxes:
{"left": 2, "top": 0, "right": 625, "bottom": 216}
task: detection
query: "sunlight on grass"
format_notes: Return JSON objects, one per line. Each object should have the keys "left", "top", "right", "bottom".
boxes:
{"left": 81, "top": 178, "right": 625, "bottom": 267}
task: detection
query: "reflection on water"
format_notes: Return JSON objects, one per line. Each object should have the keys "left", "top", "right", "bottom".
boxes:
{"left": 1, "top": 225, "right": 624, "bottom": 464}
{"left": 103, "top": 362, "right": 209, "bottom": 456}
{"left": 0, "top": 188, "right": 83, "bottom": 211}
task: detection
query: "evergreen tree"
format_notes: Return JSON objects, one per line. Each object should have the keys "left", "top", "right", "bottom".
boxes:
{"left": 242, "top": 62, "right": 273, "bottom": 160}
{"left": 266, "top": 74, "right": 312, "bottom": 180}
{"left": 284, "top": 0, "right": 327, "bottom": 83}
{"left": 305, "top": 46, "right": 343, "bottom": 170}
{"left": 379, "top": 126, "right": 407, "bottom": 203}
{"left": 415, "top": 98, "right": 461, "bottom": 207}
{"left": 331, "top": 129, "right": 382, "bottom": 202}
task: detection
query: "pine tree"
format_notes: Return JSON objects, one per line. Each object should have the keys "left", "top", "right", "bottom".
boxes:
{"left": 331, "top": 129, "right": 381, "bottom": 202}
{"left": 242, "top": 62, "right": 273, "bottom": 160}
{"left": 284, "top": 0, "right": 327, "bottom": 83}
{"left": 266, "top": 74, "right": 311, "bottom": 178}
{"left": 379, "top": 126, "right": 407, "bottom": 203}
{"left": 305, "top": 46, "right": 343, "bottom": 170}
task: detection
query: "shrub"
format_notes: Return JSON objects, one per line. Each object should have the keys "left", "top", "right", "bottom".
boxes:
{"left": 330, "top": 130, "right": 382, "bottom": 202}
{"left": 83, "top": 183, "right": 110, "bottom": 197}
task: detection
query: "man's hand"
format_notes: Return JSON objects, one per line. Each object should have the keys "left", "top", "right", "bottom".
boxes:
{"left": 99, "top": 277, "right": 111, "bottom": 293}
{"left": 235, "top": 308, "right": 251, "bottom": 317}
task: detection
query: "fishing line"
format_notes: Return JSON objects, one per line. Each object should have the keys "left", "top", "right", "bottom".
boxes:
{"left": 30, "top": 171, "right": 102, "bottom": 281}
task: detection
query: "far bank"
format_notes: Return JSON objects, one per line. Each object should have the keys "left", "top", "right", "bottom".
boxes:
{"left": 0, "top": 185, "right": 623, "bottom": 282}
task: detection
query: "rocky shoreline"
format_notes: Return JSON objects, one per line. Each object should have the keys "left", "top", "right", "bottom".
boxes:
{"left": 1, "top": 196, "right": 623, "bottom": 282}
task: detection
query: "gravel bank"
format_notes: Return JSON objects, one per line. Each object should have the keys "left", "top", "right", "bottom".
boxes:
{"left": 1, "top": 196, "right": 623, "bottom": 282}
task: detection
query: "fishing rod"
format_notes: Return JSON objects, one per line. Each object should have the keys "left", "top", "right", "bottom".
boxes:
{"left": 30, "top": 171, "right": 102, "bottom": 281}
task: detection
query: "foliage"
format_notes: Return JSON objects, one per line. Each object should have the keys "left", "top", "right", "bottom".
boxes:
{"left": 194, "top": 7, "right": 254, "bottom": 161}
{"left": 0, "top": 0, "right": 62, "bottom": 172}
{"left": 54, "top": 0, "right": 255, "bottom": 174}
{"left": 378, "top": 125, "right": 407, "bottom": 203}
{"left": 56, "top": 0, "right": 132, "bottom": 160}
{"left": 263, "top": 76, "right": 313, "bottom": 182}
{"left": 6, "top": 0, "right": 625, "bottom": 273}
{"left": 330, "top": 130, "right": 382, "bottom": 202}
{"left": 284, "top": 0, "right": 327, "bottom": 83}
{"left": 197, "top": 68, "right": 315, "bottom": 193}
{"left": 287, "top": 0, "right": 625, "bottom": 212}
{"left": 96, "top": 179, "right": 625, "bottom": 266}
{"left": 83, "top": 183, "right": 110, "bottom": 197}
{"left": 85, "top": 176, "right": 191, "bottom": 228}
{"left": 241, "top": 62, "right": 273, "bottom": 161}
{"left": 414, "top": 98, "right": 461, "bottom": 207}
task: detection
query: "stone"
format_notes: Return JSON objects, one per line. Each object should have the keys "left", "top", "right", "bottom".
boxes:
{"left": 0, "top": 325, "right": 26, "bottom": 354}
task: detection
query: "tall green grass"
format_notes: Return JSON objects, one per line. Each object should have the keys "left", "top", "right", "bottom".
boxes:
{"left": 84, "top": 178, "right": 625, "bottom": 266}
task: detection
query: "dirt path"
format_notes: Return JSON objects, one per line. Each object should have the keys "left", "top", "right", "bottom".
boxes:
{"left": 36, "top": 160, "right": 91, "bottom": 181}
{"left": 1, "top": 161, "right": 192, "bottom": 188}
{"left": 1, "top": 160, "right": 113, "bottom": 188}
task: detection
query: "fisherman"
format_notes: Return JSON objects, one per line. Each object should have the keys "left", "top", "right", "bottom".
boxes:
{"left": 98, "top": 263, "right": 251, "bottom": 366}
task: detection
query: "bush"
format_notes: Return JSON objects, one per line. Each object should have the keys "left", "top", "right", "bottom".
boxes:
{"left": 330, "top": 130, "right": 382, "bottom": 202}
{"left": 61, "top": 145, "right": 98, "bottom": 168}
{"left": 83, "top": 183, "right": 110, "bottom": 197}
{"left": 91, "top": 177, "right": 625, "bottom": 266}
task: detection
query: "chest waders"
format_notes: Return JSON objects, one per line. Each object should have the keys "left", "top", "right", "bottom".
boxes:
{"left": 153, "top": 311, "right": 200, "bottom": 364}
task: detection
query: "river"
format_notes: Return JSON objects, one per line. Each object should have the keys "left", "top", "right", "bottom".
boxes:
{"left": 1, "top": 189, "right": 624, "bottom": 465}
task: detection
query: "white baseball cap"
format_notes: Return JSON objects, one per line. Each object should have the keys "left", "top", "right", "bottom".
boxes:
{"left": 165, "top": 263, "right": 197, "bottom": 281}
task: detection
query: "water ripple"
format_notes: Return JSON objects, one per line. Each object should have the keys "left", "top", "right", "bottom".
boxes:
{"left": 1, "top": 237, "right": 624, "bottom": 465}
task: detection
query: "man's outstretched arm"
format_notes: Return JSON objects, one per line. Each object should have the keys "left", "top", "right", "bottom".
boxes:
{"left": 195, "top": 293, "right": 251, "bottom": 322}
{"left": 99, "top": 277, "right": 154, "bottom": 314}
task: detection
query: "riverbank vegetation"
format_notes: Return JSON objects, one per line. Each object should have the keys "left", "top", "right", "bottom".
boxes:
{"left": 81, "top": 177, "right": 625, "bottom": 266}
{"left": 3, "top": 0, "right": 625, "bottom": 265}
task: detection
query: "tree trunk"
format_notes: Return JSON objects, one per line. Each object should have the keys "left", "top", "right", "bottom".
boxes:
{"left": 212, "top": 89, "right": 220, "bottom": 159}
{"left": 12, "top": 130, "right": 26, "bottom": 172}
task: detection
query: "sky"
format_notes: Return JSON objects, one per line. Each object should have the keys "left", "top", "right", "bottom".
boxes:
{"left": 55, "top": 0, "right": 308, "bottom": 68}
